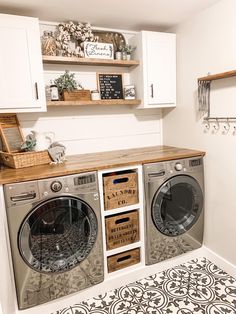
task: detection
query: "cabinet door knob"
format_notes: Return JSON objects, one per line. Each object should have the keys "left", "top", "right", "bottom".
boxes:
{"left": 35, "top": 82, "right": 39, "bottom": 100}
{"left": 150, "top": 84, "right": 154, "bottom": 98}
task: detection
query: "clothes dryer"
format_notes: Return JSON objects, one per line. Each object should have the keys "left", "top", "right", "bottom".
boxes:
{"left": 143, "top": 157, "right": 204, "bottom": 265}
{"left": 4, "top": 172, "right": 104, "bottom": 309}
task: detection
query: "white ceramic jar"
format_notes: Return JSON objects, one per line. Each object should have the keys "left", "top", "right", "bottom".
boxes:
{"left": 91, "top": 90, "right": 101, "bottom": 100}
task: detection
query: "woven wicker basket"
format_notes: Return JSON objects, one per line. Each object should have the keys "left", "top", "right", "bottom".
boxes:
{"left": 0, "top": 150, "right": 51, "bottom": 169}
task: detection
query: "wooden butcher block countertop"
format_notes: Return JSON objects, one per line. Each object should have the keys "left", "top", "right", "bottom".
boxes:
{"left": 0, "top": 145, "right": 205, "bottom": 184}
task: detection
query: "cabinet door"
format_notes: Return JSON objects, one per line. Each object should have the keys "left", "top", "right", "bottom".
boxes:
{"left": 145, "top": 31, "right": 176, "bottom": 106}
{"left": 0, "top": 14, "right": 46, "bottom": 113}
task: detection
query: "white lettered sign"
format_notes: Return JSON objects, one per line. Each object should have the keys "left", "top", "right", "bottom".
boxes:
{"left": 84, "top": 42, "right": 114, "bottom": 59}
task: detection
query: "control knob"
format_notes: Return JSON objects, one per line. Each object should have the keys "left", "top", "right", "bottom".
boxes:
{"left": 51, "top": 181, "right": 62, "bottom": 192}
{"left": 175, "top": 162, "right": 183, "bottom": 171}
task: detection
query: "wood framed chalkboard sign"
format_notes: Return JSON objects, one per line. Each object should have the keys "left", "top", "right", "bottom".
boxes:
{"left": 97, "top": 73, "right": 124, "bottom": 99}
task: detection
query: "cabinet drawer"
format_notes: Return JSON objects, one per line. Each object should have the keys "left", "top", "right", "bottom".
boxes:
{"left": 107, "top": 248, "right": 140, "bottom": 273}
{"left": 103, "top": 171, "right": 138, "bottom": 210}
{"left": 105, "top": 210, "right": 139, "bottom": 250}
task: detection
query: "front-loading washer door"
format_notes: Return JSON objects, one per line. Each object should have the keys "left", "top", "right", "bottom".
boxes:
{"left": 151, "top": 175, "right": 203, "bottom": 237}
{"left": 18, "top": 196, "right": 98, "bottom": 273}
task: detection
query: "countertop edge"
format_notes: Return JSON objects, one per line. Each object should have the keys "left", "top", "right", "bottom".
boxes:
{"left": 0, "top": 146, "right": 206, "bottom": 185}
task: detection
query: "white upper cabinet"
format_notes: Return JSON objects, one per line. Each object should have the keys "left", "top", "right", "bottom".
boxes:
{"left": 0, "top": 14, "right": 46, "bottom": 113}
{"left": 130, "top": 31, "right": 176, "bottom": 108}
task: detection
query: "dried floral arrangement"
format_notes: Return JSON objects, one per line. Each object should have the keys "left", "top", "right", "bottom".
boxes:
{"left": 55, "top": 21, "right": 99, "bottom": 57}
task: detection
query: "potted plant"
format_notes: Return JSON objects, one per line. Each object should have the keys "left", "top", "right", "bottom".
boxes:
{"left": 54, "top": 70, "right": 90, "bottom": 101}
{"left": 121, "top": 44, "right": 136, "bottom": 60}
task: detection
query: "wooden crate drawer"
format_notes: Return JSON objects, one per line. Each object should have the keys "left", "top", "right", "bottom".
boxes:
{"left": 105, "top": 210, "right": 139, "bottom": 250}
{"left": 107, "top": 248, "right": 140, "bottom": 273}
{"left": 103, "top": 171, "right": 139, "bottom": 210}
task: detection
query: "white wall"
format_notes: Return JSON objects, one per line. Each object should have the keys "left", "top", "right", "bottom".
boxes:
{"left": 163, "top": 0, "right": 236, "bottom": 265}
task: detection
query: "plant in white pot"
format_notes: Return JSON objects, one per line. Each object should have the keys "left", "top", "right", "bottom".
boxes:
{"left": 121, "top": 44, "right": 136, "bottom": 60}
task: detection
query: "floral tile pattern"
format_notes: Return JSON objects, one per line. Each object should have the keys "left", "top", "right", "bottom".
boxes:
{"left": 53, "top": 257, "right": 236, "bottom": 314}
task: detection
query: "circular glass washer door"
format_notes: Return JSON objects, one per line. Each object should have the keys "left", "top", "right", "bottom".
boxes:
{"left": 18, "top": 196, "right": 98, "bottom": 273}
{"left": 152, "top": 175, "right": 203, "bottom": 237}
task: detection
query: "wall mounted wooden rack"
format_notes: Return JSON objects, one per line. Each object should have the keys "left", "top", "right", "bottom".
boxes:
{"left": 198, "top": 69, "right": 236, "bottom": 122}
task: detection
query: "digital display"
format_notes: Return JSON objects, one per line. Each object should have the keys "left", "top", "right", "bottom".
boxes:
{"left": 74, "top": 174, "right": 96, "bottom": 186}
{"left": 189, "top": 159, "right": 201, "bottom": 167}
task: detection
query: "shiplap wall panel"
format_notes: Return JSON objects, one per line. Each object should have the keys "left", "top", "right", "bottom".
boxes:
{"left": 18, "top": 107, "right": 162, "bottom": 155}
{"left": 62, "top": 133, "right": 161, "bottom": 154}
{"left": 21, "top": 112, "right": 160, "bottom": 140}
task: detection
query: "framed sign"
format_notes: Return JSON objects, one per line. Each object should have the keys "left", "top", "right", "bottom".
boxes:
{"left": 124, "top": 85, "right": 136, "bottom": 99}
{"left": 97, "top": 73, "right": 123, "bottom": 99}
{"left": 84, "top": 42, "right": 114, "bottom": 59}
{"left": 0, "top": 114, "right": 24, "bottom": 152}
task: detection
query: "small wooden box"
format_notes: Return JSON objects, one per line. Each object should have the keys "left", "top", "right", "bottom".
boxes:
{"left": 103, "top": 172, "right": 138, "bottom": 210}
{"left": 105, "top": 210, "right": 139, "bottom": 250}
{"left": 107, "top": 248, "right": 140, "bottom": 273}
{"left": 63, "top": 90, "right": 91, "bottom": 101}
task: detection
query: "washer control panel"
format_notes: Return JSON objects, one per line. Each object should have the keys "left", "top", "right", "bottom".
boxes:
{"left": 38, "top": 171, "right": 98, "bottom": 198}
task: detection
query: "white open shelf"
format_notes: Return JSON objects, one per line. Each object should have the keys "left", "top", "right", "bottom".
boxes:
{"left": 98, "top": 164, "right": 145, "bottom": 279}
{"left": 103, "top": 203, "right": 141, "bottom": 217}
{"left": 105, "top": 241, "right": 142, "bottom": 257}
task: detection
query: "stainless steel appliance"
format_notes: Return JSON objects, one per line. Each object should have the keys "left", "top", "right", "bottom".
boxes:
{"left": 4, "top": 172, "right": 104, "bottom": 309}
{"left": 143, "top": 157, "right": 204, "bottom": 265}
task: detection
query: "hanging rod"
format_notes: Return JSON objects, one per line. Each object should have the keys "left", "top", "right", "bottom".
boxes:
{"left": 203, "top": 117, "right": 236, "bottom": 121}
{"left": 198, "top": 69, "right": 236, "bottom": 82}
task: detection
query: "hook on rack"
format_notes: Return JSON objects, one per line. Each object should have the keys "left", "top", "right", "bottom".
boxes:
{"left": 222, "top": 118, "right": 230, "bottom": 133}
{"left": 203, "top": 120, "right": 210, "bottom": 132}
{"left": 212, "top": 118, "right": 220, "bottom": 132}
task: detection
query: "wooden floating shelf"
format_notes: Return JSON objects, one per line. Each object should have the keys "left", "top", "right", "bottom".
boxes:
{"left": 47, "top": 99, "right": 141, "bottom": 106}
{"left": 198, "top": 69, "right": 236, "bottom": 81}
{"left": 43, "top": 55, "right": 139, "bottom": 67}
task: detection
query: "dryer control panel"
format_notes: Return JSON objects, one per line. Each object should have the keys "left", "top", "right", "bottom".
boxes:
{"left": 144, "top": 157, "right": 203, "bottom": 183}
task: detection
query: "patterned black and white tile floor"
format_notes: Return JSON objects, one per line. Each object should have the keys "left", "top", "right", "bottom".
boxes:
{"left": 53, "top": 257, "right": 236, "bottom": 314}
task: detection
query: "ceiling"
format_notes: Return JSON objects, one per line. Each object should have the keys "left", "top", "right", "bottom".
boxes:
{"left": 0, "top": 0, "right": 220, "bottom": 31}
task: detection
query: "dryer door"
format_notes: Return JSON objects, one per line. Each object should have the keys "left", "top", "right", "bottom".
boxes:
{"left": 18, "top": 196, "right": 98, "bottom": 273}
{"left": 152, "top": 175, "right": 203, "bottom": 236}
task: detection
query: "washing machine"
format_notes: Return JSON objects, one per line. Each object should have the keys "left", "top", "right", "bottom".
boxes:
{"left": 143, "top": 156, "right": 204, "bottom": 265}
{"left": 4, "top": 171, "right": 104, "bottom": 309}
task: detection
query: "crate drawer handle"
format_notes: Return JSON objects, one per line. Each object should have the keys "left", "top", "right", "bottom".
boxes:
{"left": 115, "top": 217, "right": 130, "bottom": 224}
{"left": 117, "top": 254, "right": 131, "bottom": 263}
{"left": 113, "top": 177, "right": 129, "bottom": 184}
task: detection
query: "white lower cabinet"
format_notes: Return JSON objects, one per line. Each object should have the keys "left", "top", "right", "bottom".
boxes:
{"left": 98, "top": 165, "right": 145, "bottom": 278}
{"left": 130, "top": 30, "right": 176, "bottom": 108}
{"left": 0, "top": 14, "right": 46, "bottom": 112}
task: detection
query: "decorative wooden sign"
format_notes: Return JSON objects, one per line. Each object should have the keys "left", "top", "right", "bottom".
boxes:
{"left": 97, "top": 73, "right": 124, "bottom": 100}
{"left": 84, "top": 42, "right": 114, "bottom": 59}
{"left": 0, "top": 114, "right": 24, "bottom": 153}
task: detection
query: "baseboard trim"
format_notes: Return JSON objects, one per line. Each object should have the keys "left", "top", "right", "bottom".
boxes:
{"left": 201, "top": 245, "right": 236, "bottom": 277}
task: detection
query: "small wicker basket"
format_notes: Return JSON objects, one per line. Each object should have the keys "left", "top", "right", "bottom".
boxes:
{"left": 0, "top": 150, "right": 51, "bottom": 169}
